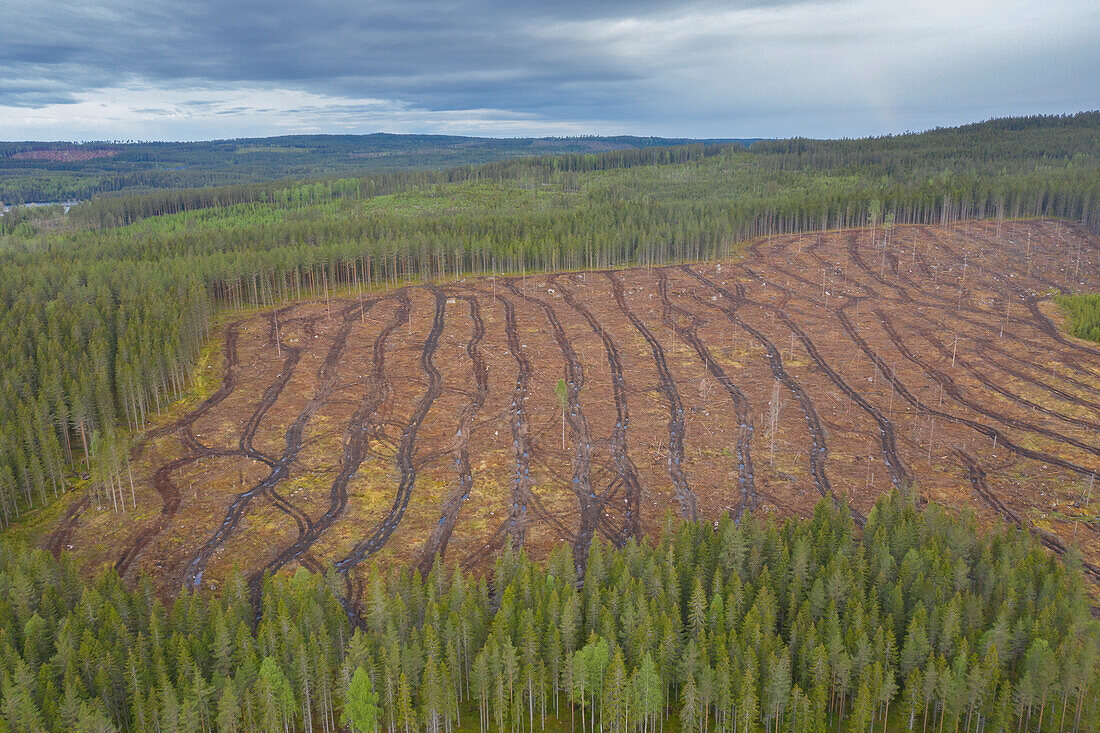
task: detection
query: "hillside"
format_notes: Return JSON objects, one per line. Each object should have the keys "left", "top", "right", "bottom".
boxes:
{"left": 0, "top": 133, "right": 750, "bottom": 205}
{"left": 0, "top": 113, "right": 1099, "bottom": 733}
{"left": 2, "top": 113, "right": 1099, "bottom": 537}
{"left": 35, "top": 220, "right": 1097, "bottom": 599}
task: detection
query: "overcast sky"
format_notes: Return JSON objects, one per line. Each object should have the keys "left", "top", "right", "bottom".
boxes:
{"left": 1, "top": 0, "right": 1097, "bottom": 141}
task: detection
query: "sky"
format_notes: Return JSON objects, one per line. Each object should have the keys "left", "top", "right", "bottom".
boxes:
{"left": 1, "top": 0, "right": 1097, "bottom": 141}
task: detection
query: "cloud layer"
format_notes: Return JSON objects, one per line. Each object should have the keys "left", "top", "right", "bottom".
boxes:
{"left": 1, "top": 0, "right": 1097, "bottom": 139}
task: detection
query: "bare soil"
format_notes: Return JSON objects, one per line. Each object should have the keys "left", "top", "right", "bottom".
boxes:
{"left": 55, "top": 221, "right": 1100, "bottom": 604}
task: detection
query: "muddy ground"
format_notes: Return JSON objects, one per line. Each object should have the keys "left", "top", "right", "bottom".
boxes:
{"left": 52, "top": 220, "right": 1100, "bottom": 604}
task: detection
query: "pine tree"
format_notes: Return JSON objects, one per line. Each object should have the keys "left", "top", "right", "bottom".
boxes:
{"left": 603, "top": 649, "right": 629, "bottom": 733}
{"left": 420, "top": 660, "right": 444, "bottom": 733}
{"left": 342, "top": 666, "right": 379, "bottom": 733}
{"left": 396, "top": 672, "right": 415, "bottom": 733}
{"left": 902, "top": 668, "right": 924, "bottom": 731}
{"left": 217, "top": 683, "right": 242, "bottom": 733}
{"left": 740, "top": 663, "right": 759, "bottom": 733}
{"left": 679, "top": 675, "right": 700, "bottom": 733}
{"left": 257, "top": 657, "right": 295, "bottom": 733}
{"left": 633, "top": 653, "right": 663, "bottom": 733}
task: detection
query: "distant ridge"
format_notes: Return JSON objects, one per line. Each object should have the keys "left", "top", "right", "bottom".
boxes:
{"left": 0, "top": 133, "right": 756, "bottom": 204}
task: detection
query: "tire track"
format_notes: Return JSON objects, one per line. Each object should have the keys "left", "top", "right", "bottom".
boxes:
{"left": 500, "top": 279, "right": 599, "bottom": 571}
{"left": 968, "top": 339, "right": 1100, "bottom": 415}
{"left": 941, "top": 228, "right": 1068, "bottom": 294}
{"left": 116, "top": 323, "right": 245, "bottom": 576}
{"left": 873, "top": 306, "right": 1100, "bottom": 461}
{"left": 660, "top": 268, "right": 757, "bottom": 519}
{"left": 251, "top": 294, "right": 406, "bottom": 608}
{"left": 336, "top": 285, "right": 447, "bottom": 572}
{"left": 183, "top": 303, "right": 358, "bottom": 588}
{"left": 607, "top": 270, "right": 698, "bottom": 522}
{"left": 178, "top": 426, "right": 275, "bottom": 465}
{"left": 796, "top": 231, "right": 1075, "bottom": 364}
{"left": 845, "top": 230, "right": 917, "bottom": 303}
{"left": 786, "top": 227, "right": 1095, "bottom": 380}
{"left": 922, "top": 227, "right": 1069, "bottom": 301}
{"left": 909, "top": 233, "right": 1100, "bottom": 366}
{"left": 45, "top": 494, "right": 90, "bottom": 558}
{"left": 956, "top": 449, "right": 1100, "bottom": 585}
{"left": 115, "top": 223, "right": 1099, "bottom": 590}
{"left": 482, "top": 287, "right": 535, "bottom": 548}
{"left": 129, "top": 322, "right": 243, "bottom": 460}
{"left": 551, "top": 273, "right": 643, "bottom": 541}
{"left": 1025, "top": 295, "right": 1100, "bottom": 359}
{"left": 912, "top": 328, "right": 1100, "bottom": 433}
{"left": 237, "top": 312, "right": 315, "bottom": 456}
{"left": 117, "top": 454, "right": 198, "bottom": 577}
{"left": 834, "top": 229, "right": 1100, "bottom": 408}
{"left": 264, "top": 486, "right": 314, "bottom": 537}
{"left": 833, "top": 306, "right": 1100, "bottom": 482}
{"left": 863, "top": 261, "right": 1099, "bottom": 381}
{"left": 417, "top": 293, "right": 489, "bottom": 574}
{"left": 912, "top": 251, "right": 937, "bottom": 281}
{"left": 683, "top": 267, "right": 865, "bottom": 525}
{"left": 774, "top": 308, "right": 909, "bottom": 491}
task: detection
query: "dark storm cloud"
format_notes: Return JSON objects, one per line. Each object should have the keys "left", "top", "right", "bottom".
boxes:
{"left": 1, "top": 0, "right": 1097, "bottom": 139}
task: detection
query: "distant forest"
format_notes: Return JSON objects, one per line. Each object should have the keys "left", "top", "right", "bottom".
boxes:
{"left": 0, "top": 134, "right": 751, "bottom": 205}
{"left": 0, "top": 112, "right": 1097, "bottom": 528}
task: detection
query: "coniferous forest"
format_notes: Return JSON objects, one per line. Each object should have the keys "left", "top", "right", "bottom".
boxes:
{"left": 0, "top": 113, "right": 1098, "bottom": 731}
{"left": 1054, "top": 294, "right": 1100, "bottom": 344}
{"left": 0, "top": 134, "right": 752, "bottom": 206}
{"left": 2, "top": 493, "right": 1098, "bottom": 733}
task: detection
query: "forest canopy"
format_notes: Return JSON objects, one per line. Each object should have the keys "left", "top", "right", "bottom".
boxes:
{"left": 1, "top": 493, "right": 1097, "bottom": 732}
{"left": 0, "top": 134, "right": 750, "bottom": 205}
{"left": 1054, "top": 293, "right": 1100, "bottom": 344}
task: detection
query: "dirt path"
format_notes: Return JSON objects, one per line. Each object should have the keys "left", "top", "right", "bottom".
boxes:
{"left": 183, "top": 305, "right": 360, "bottom": 588}
{"left": 552, "top": 273, "right": 643, "bottom": 541}
{"left": 956, "top": 449, "right": 1100, "bottom": 584}
{"left": 684, "top": 267, "right": 865, "bottom": 526}
{"left": 336, "top": 286, "right": 447, "bottom": 572}
{"left": 88, "top": 222, "right": 1099, "bottom": 593}
{"left": 660, "top": 268, "right": 757, "bottom": 518}
{"left": 481, "top": 287, "right": 534, "bottom": 548}
{"left": 873, "top": 306, "right": 1100, "bottom": 462}
{"left": 236, "top": 311, "right": 311, "bottom": 455}
{"left": 912, "top": 325, "right": 1100, "bottom": 433}
{"left": 834, "top": 307, "right": 1098, "bottom": 484}
{"left": 607, "top": 271, "right": 698, "bottom": 522}
{"left": 417, "top": 293, "right": 490, "bottom": 573}
{"left": 45, "top": 494, "right": 90, "bottom": 557}
{"left": 116, "top": 322, "right": 245, "bottom": 576}
{"left": 129, "top": 322, "right": 243, "bottom": 460}
{"left": 501, "top": 279, "right": 599, "bottom": 573}
{"left": 248, "top": 294, "right": 408, "bottom": 611}
{"left": 966, "top": 340, "right": 1100, "bottom": 415}
{"left": 777, "top": 305, "right": 909, "bottom": 491}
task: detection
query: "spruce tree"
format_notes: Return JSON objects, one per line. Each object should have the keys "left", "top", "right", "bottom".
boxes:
{"left": 341, "top": 667, "right": 379, "bottom": 733}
